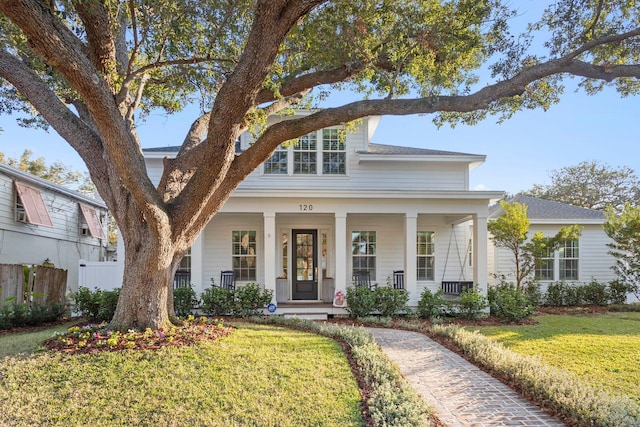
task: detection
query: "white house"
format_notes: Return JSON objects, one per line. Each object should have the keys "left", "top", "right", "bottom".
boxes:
{"left": 143, "top": 113, "right": 504, "bottom": 315}
{"left": 488, "top": 195, "right": 617, "bottom": 291}
{"left": 0, "top": 163, "right": 109, "bottom": 294}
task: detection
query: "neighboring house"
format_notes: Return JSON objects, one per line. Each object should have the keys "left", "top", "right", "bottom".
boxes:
{"left": 488, "top": 195, "right": 617, "bottom": 292}
{"left": 0, "top": 163, "right": 109, "bottom": 294}
{"left": 142, "top": 112, "right": 504, "bottom": 315}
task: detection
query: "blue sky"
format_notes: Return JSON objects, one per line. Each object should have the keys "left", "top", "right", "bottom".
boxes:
{"left": 0, "top": 1, "right": 638, "bottom": 196}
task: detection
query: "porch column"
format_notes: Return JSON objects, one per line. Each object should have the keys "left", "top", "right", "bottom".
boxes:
{"left": 191, "top": 231, "right": 204, "bottom": 294}
{"left": 473, "top": 215, "right": 489, "bottom": 294}
{"left": 405, "top": 214, "right": 418, "bottom": 304}
{"left": 335, "top": 212, "right": 347, "bottom": 294}
{"left": 263, "top": 212, "right": 276, "bottom": 303}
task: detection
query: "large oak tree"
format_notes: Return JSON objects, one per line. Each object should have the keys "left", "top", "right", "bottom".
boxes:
{"left": 1, "top": 0, "right": 639, "bottom": 330}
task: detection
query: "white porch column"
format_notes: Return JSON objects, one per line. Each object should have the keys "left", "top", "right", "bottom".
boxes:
{"left": 334, "top": 212, "right": 347, "bottom": 294}
{"left": 473, "top": 215, "right": 489, "bottom": 294}
{"left": 405, "top": 214, "right": 418, "bottom": 303}
{"left": 190, "top": 231, "right": 204, "bottom": 294}
{"left": 263, "top": 212, "right": 276, "bottom": 303}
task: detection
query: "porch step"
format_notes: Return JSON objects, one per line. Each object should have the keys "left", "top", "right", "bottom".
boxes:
{"left": 283, "top": 312, "right": 328, "bottom": 320}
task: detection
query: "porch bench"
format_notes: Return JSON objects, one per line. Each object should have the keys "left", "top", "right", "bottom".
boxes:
{"left": 441, "top": 281, "right": 474, "bottom": 296}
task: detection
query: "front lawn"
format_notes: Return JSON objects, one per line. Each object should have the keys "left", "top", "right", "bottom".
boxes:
{"left": 0, "top": 323, "right": 363, "bottom": 427}
{"left": 470, "top": 312, "right": 640, "bottom": 403}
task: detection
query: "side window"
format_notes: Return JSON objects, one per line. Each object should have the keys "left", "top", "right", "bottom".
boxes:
{"left": 352, "top": 231, "right": 376, "bottom": 280}
{"left": 232, "top": 230, "right": 257, "bottom": 281}
{"left": 417, "top": 231, "right": 435, "bottom": 281}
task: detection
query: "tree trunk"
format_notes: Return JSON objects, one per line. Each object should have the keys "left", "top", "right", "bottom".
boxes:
{"left": 109, "top": 225, "right": 179, "bottom": 331}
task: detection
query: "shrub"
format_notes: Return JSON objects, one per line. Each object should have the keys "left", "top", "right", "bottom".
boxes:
{"left": 200, "top": 286, "right": 235, "bottom": 316}
{"left": 488, "top": 283, "right": 534, "bottom": 322}
{"left": 582, "top": 279, "right": 609, "bottom": 305}
{"left": 523, "top": 282, "right": 543, "bottom": 307}
{"left": 173, "top": 285, "right": 199, "bottom": 317}
{"left": 608, "top": 279, "right": 631, "bottom": 305}
{"left": 374, "top": 286, "right": 409, "bottom": 317}
{"left": 544, "top": 281, "right": 566, "bottom": 306}
{"left": 563, "top": 284, "right": 584, "bottom": 306}
{"left": 11, "top": 303, "right": 29, "bottom": 327}
{"left": 345, "top": 286, "right": 376, "bottom": 318}
{"left": 416, "top": 288, "right": 449, "bottom": 319}
{"left": 0, "top": 304, "right": 14, "bottom": 329}
{"left": 454, "top": 288, "right": 488, "bottom": 320}
{"left": 232, "top": 283, "right": 272, "bottom": 317}
{"left": 71, "top": 286, "right": 120, "bottom": 322}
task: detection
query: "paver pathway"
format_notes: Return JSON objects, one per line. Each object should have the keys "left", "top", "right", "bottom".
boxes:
{"left": 368, "top": 328, "right": 566, "bottom": 427}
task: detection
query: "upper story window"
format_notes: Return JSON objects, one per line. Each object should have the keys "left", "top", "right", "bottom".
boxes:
{"left": 264, "top": 128, "right": 346, "bottom": 176}
{"left": 79, "top": 204, "right": 107, "bottom": 239}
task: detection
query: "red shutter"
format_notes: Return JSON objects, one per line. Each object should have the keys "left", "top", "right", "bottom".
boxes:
{"left": 80, "top": 204, "right": 107, "bottom": 239}
{"left": 14, "top": 181, "right": 54, "bottom": 227}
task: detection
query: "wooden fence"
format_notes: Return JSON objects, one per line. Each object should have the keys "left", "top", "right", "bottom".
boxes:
{"left": 0, "top": 264, "right": 67, "bottom": 305}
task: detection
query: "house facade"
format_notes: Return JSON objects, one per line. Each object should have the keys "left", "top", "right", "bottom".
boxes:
{"left": 488, "top": 195, "right": 618, "bottom": 292}
{"left": 0, "top": 163, "right": 109, "bottom": 294}
{"left": 144, "top": 113, "right": 504, "bottom": 315}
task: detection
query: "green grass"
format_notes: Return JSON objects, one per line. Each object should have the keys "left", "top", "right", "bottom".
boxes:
{"left": 470, "top": 312, "right": 640, "bottom": 402}
{"left": 0, "top": 323, "right": 363, "bottom": 427}
{"left": 0, "top": 320, "right": 79, "bottom": 358}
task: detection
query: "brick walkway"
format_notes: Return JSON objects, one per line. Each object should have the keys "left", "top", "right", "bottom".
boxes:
{"left": 368, "top": 328, "right": 566, "bottom": 427}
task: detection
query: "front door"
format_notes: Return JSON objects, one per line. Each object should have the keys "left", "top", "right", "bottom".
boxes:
{"left": 292, "top": 229, "right": 318, "bottom": 300}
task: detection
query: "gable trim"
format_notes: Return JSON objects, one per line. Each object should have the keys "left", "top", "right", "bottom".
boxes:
{"left": 14, "top": 181, "right": 54, "bottom": 227}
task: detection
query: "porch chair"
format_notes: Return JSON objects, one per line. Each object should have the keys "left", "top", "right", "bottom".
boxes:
{"left": 392, "top": 270, "right": 405, "bottom": 290}
{"left": 353, "top": 270, "right": 375, "bottom": 290}
{"left": 219, "top": 270, "right": 236, "bottom": 291}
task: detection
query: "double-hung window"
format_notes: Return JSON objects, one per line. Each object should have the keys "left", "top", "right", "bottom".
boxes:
{"left": 417, "top": 231, "right": 435, "bottom": 281}
{"left": 232, "top": 230, "right": 257, "bottom": 281}
{"left": 535, "top": 246, "right": 554, "bottom": 281}
{"left": 352, "top": 231, "right": 376, "bottom": 280}
{"left": 559, "top": 240, "right": 579, "bottom": 281}
{"left": 263, "top": 145, "right": 288, "bottom": 174}
{"left": 293, "top": 133, "right": 317, "bottom": 174}
{"left": 322, "top": 129, "right": 345, "bottom": 175}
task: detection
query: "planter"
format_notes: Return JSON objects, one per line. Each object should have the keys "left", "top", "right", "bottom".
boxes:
{"left": 276, "top": 278, "right": 288, "bottom": 303}
{"left": 322, "top": 278, "right": 335, "bottom": 303}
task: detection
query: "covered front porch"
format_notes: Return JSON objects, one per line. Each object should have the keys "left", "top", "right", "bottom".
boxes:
{"left": 184, "top": 190, "right": 500, "bottom": 315}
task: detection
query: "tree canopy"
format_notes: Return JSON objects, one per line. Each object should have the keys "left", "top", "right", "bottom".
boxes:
{"left": 521, "top": 161, "right": 640, "bottom": 212}
{"left": 1, "top": 0, "right": 639, "bottom": 329}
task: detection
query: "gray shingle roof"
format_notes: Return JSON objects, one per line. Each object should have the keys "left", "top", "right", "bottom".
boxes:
{"left": 360, "top": 143, "right": 477, "bottom": 156}
{"left": 489, "top": 195, "right": 605, "bottom": 220}
{"left": 143, "top": 143, "right": 479, "bottom": 156}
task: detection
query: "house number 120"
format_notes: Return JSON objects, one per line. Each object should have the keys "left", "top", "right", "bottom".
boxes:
{"left": 299, "top": 204, "right": 313, "bottom": 211}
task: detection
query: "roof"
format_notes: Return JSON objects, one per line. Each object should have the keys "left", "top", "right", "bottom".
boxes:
{"left": 359, "top": 143, "right": 478, "bottom": 157}
{"left": 0, "top": 163, "right": 107, "bottom": 209}
{"left": 143, "top": 143, "right": 480, "bottom": 157}
{"left": 489, "top": 195, "right": 605, "bottom": 220}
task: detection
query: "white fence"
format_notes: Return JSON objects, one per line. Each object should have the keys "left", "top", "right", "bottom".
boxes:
{"left": 78, "top": 259, "right": 122, "bottom": 291}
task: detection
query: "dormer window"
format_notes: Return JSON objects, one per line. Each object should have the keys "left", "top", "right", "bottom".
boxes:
{"left": 264, "top": 128, "right": 346, "bottom": 176}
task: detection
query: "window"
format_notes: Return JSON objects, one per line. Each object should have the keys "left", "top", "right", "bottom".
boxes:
{"left": 263, "top": 128, "right": 347, "bottom": 176}
{"left": 535, "top": 246, "right": 555, "bottom": 281}
{"left": 14, "top": 181, "right": 54, "bottom": 227}
{"left": 293, "top": 133, "right": 317, "bottom": 174}
{"left": 281, "top": 233, "right": 288, "bottom": 278}
{"left": 559, "top": 240, "right": 579, "bottom": 281}
{"left": 232, "top": 230, "right": 257, "bottom": 281}
{"left": 417, "top": 231, "right": 435, "bottom": 281}
{"left": 264, "top": 145, "right": 288, "bottom": 174}
{"left": 352, "top": 231, "right": 376, "bottom": 280}
{"left": 79, "top": 204, "right": 107, "bottom": 239}
{"left": 322, "top": 128, "right": 345, "bottom": 175}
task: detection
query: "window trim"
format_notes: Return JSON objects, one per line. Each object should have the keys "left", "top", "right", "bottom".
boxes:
{"left": 232, "top": 230, "right": 257, "bottom": 281}
{"left": 14, "top": 181, "right": 54, "bottom": 227}
{"left": 351, "top": 230, "right": 376, "bottom": 281}
{"left": 559, "top": 239, "right": 579, "bottom": 281}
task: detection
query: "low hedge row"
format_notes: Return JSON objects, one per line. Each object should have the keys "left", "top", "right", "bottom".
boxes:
{"left": 0, "top": 301, "right": 66, "bottom": 330}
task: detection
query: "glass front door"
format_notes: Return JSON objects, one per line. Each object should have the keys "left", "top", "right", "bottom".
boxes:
{"left": 292, "top": 229, "right": 318, "bottom": 300}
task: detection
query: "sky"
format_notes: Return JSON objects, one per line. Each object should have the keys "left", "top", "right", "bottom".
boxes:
{"left": 0, "top": 1, "right": 639, "bottom": 196}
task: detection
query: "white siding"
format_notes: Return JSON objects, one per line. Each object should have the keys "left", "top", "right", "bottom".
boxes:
{"left": 0, "top": 171, "right": 108, "bottom": 293}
